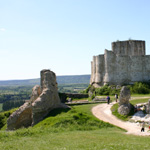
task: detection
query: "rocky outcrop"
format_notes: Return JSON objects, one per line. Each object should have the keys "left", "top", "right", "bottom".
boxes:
{"left": 32, "top": 69, "right": 67, "bottom": 125}
{"left": 7, "top": 69, "right": 68, "bottom": 130}
{"left": 118, "top": 86, "right": 132, "bottom": 115}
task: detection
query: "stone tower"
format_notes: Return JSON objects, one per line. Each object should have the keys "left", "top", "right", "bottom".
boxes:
{"left": 112, "top": 40, "right": 145, "bottom": 56}
{"left": 90, "top": 40, "right": 150, "bottom": 87}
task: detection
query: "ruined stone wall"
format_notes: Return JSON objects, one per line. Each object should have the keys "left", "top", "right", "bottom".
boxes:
{"left": 90, "top": 40, "right": 150, "bottom": 87}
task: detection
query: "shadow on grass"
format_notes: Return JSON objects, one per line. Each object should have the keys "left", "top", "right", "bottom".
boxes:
{"left": 46, "top": 107, "right": 71, "bottom": 117}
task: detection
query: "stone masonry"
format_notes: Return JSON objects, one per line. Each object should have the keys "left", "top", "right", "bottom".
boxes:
{"left": 90, "top": 40, "right": 150, "bottom": 87}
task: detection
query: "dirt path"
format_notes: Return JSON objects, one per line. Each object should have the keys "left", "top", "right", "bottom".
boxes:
{"left": 130, "top": 96, "right": 150, "bottom": 100}
{"left": 92, "top": 102, "right": 150, "bottom": 136}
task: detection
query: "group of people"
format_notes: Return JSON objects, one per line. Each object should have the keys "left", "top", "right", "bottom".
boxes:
{"left": 140, "top": 121, "right": 150, "bottom": 132}
{"left": 106, "top": 94, "right": 118, "bottom": 104}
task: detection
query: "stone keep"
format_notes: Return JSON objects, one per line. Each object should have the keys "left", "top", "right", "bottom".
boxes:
{"left": 7, "top": 69, "right": 68, "bottom": 130}
{"left": 90, "top": 40, "right": 150, "bottom": 87}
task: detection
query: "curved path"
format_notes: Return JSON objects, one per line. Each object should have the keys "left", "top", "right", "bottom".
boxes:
{"left": 92, "top": 102, "right": 150, "bottom": 136}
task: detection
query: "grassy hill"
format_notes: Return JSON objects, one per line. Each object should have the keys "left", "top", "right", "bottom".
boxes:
{"left": 1, "top": 102, "right": 150, "bottom": 149}
{"left": 0, "top": 75, "right": 90, "bottom": 86}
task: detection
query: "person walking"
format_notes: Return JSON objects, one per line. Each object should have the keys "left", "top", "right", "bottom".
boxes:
{"left": 106, "top": 95, "right": 110, "bottom": 104}
{"left": 148, "top": 121, "right": 150, "bottom": 132}
{"left": 115, "top": 94, "right": 118, "bottom": 102}
{"left": 141, "top": 121, "right": 145, "bottom": 132}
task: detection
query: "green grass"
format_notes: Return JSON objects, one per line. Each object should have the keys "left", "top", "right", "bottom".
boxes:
{"left": 1, "top": 127, "right": 150, "bottom": 149}
{"left": 34, "top": 104, "right": 114, "bottom": 131}
{"left": 0, "top": 104, "right": 115, "bottom": 132}
{"left": 130, "top": 98, "right": 149, "bottom": 105}
{"left": 131, "top": 94, "right": 150, "bottom": 97}
{"left": 1, "top": 103, "right": 150, "bottom": 149}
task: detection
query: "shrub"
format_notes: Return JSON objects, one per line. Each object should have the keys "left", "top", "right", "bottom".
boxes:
{"left": 95, "top": 85, "right": 120, "bottom": 96}
{"left": 95, "top": 85, "right": 110, "bottom": 95}
{"left": 0, "top": 108, "right": 17, "bottom": 129}
{"left": 85, "top": 81, "right": 150, "bottom": 96}
{"left": 130, "top": 82, "right": 150, "bottom": 94}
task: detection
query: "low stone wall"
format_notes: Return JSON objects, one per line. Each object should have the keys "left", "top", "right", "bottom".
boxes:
{"left": 59, "top": 93, "right": 88, "bottom": 103}
{"left": 66, "top": 93, "right": 88, "bottom": 99}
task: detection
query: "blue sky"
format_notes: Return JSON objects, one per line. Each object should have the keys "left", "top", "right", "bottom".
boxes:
{"left": 0, "top": 0, "right": 150, "bottom": 80}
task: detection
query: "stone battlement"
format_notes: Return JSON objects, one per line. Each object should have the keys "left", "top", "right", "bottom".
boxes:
{"left": 112, "top": 40, "right": 145, "bottom": 56}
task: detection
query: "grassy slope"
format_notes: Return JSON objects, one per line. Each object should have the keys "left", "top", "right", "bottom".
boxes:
{"left": 1, "top": 103, "right": 150, "bottom": 149}
{"left": 130, "top": 98, "right": 149, "bottom": 105}
{"left": 33, "top": 104, "right": 114, "bottom": 131}
{"left": 1, "top": 129, "right": 150, "bottom": 150}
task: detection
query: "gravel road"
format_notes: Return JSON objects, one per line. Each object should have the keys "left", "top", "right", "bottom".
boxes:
{"left": 92, "top": 102, "right": 150, "bottom": 136}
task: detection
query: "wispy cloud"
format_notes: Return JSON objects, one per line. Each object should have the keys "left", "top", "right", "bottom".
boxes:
{"left": 0, "top": 28, "right": 6, "bottom": 32}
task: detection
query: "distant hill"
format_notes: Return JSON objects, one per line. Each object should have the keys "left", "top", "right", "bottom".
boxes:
{"left": 0, "top": 75, "right": 91, "bottom": 86}
{"left": 57, "top": 75, "right": 90, "bottom": 84}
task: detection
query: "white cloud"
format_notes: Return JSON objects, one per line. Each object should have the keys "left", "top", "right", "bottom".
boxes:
{"left": 0, "top": 28, "right": 6, "bottom": 32}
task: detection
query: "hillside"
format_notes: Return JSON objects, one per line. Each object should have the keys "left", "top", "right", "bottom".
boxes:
{"left": 0, "top": 75, "right": 90, "bottom": 86}
{"left": 1, "top": 102, "right": 150, "bottom": 149}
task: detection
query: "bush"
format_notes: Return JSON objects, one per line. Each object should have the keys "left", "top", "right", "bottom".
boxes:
{"left": 0, "top": 108, "right": 17, "bottom": 129}
{"left": 95, "top": 85, "right": 120, "bottom": 96}
{"left": 130, "top": 82, "right": 150, "bottom": 94}
{"left": 88, "top": 93, "right": 95, "bottom": 101}
{"left": 95, "top": 85, "right": 110, "bottom": 95}
{"left": 84, "top": 82, "right": 150, "bottom": 96}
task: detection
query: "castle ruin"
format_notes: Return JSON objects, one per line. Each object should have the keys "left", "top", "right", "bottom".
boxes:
{"left": 90, "top": 40, "right": 150, "bottom": 87}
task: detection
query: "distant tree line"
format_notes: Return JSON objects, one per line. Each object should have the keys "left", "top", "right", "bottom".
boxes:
{"left": 0, "top": 93, "right": 30, "bottom": 103}
{"left": 0, "top": 85, "right": 32, "bottom": 94}
{"left": 2, "top": 100, "right": 25, "bottom": 111}
{"left": 58, "top": 83, "right": 89, "bottom": 93}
